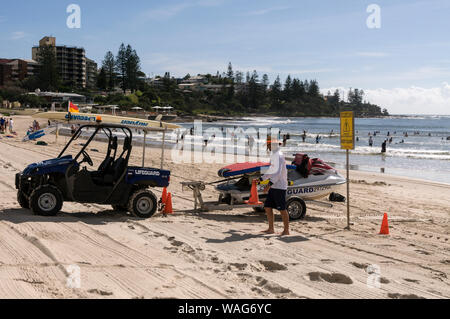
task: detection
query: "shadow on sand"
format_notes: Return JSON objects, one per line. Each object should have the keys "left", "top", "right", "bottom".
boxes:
{"left": 202, "top": 229, "right": 309, "bottom": 244}
{"left": 0, "top": 208, "right": 140, "bottom": 226}
{"left": 178, "top": 209, "right": 327, "bottom": 224}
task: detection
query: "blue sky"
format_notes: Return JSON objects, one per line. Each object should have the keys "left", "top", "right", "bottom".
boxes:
{"left": 1, "top": 0, "right": 450, "bottom": 114}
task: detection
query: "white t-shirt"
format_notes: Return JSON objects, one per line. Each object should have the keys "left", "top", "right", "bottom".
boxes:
{"left": 261, "top": 148, "right": 288, "bottom": 190}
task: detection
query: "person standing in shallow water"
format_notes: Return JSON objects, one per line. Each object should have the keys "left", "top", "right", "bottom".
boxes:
{"left": 259, "top": 139, "right": 290, "bottom": 236}
{"left": 381, "top": 140, "right": 387, "bottom": 154}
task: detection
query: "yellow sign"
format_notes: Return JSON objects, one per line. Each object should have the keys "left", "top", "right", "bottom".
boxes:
{"left": 340, "top": 111, "right": 355, "bottom": 150}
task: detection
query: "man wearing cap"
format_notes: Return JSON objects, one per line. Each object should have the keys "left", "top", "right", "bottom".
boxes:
{"left": 260, "top": 138, "right": 290, "bottom": 236}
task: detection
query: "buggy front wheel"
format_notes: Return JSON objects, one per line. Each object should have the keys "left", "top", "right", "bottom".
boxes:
{"left": 29, "top": 185, "right": 63, "bottom": 216}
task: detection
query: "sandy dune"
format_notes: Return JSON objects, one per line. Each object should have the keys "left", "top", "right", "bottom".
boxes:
{"left": 0, "top": 115, "right": 448, "bottom": 299}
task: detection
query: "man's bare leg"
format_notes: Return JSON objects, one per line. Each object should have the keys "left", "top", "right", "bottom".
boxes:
{"left": 279, "top": 210, "right": 290, "bottom": 236}
{"left": 262, "top": 207, "right": 275, "bottom": 234}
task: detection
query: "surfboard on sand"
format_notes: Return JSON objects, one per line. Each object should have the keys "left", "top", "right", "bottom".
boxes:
{"left": 23, "top": 125, "right": 57, "bottom": 142}
{"left": 33, "top": 112, "right": 181, "bottom": 131}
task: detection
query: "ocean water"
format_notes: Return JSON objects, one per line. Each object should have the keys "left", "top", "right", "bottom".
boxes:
{"left": 174, "top": 115, "right": 450, "bottom": 184}
{"left": 70, "top": 115, "right": 449, "bottom": 184}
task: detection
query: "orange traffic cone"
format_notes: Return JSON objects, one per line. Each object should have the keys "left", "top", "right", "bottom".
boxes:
{"left": 245, "top": 180, "right": 263, "bottom": 205}
{"left": 161, "top": 187, "right": 168, "bottom": 204}
{"left": 164, "top": 193, "right": 174, "bottom": 215}
{"left": 379, "top": 213, "right": 390, "bottom": 235}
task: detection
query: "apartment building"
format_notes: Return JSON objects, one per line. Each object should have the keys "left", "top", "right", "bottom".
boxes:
{"left": 86, "top": 58, "right": 98, "bottom": 89}
{"left": 0, "top": 59, "right": 39, "bottom": 86}
{"left": 32, "top": 36, "right": 97, "bottom": 88}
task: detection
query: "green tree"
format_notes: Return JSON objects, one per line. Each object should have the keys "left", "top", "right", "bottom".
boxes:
{"left": 270, "top": 76, "right": 283, "bottom": 109}
{"left": 102, "top": 51, "right": 116, "bottom": 90}
{"left": 36, "top": 45, "right": 60, "bottom": 91}
{"left": 284, "top": 75, "right": 293, "bottom": 101}
{"left": 226, "top": 62, "right": 234, "bottom": 83}
{"left": 125, "top": 45, "right": 141, "bottom": 91}
{"left": 115, "top": 44, "right": 127, "bottom": 92}
{"left": 262, "top": 74, "right": 269, "bottom": 91}
{"left": 97, "top": 68, "right": 107, "bottom": 90}
{"left": 308, "top": 80, "right": 320, "bottom": 97}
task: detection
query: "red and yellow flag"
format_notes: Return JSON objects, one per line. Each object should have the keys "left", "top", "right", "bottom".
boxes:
{"left": 68, "top": 101, "right": 79, "bottom": 113}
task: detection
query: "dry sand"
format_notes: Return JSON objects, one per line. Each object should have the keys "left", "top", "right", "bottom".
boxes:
{"left": 0, "top": 115, "right": 448, "bottom": 299}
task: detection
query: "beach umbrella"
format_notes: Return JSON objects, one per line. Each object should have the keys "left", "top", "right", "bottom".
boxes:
{"left": 131, "top": 107, "right": 143, "bottom": 110}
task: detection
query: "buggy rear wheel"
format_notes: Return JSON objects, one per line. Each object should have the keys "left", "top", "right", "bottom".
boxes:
{"left": 286, "top": 198, "right": 307, "bottom": 220}
{"left": 128, "top": 190, "right": 157, "bottom": 219}
{"left": 29, "top": 185, "right": 63, "bottom": 216}
{"left": 17, "top": 190, "right": 29, "bottom": 209}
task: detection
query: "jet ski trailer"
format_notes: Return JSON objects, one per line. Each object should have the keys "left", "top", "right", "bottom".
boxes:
{"left": 181, "top": 155, "right": 346, "bottom": 220}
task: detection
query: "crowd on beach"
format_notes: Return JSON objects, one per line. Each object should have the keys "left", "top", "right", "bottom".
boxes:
{"left": 26, "top": 120, "right": 41, "bottom": 136}
{"left": 0, "top": 116, "right": 14, "bottom": 134}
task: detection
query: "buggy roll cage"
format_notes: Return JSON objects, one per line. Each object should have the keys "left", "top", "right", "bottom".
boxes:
{"left": 57, "top": 124, "right": 133, "bottom": 164}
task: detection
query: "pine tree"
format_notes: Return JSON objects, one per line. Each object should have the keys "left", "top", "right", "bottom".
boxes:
{"left": 115, "top": 44, "right": 141, "bottom": 92}
{"left": 308, "top": 80, "right": 320, "bottom": 97}
{"left": 284, "top": 75, "right": 293, "bottom": 101}
{"left": 270, "top": 75, "right": 283, "bottom": 109}
{"left": 116, "top": 44, "right": 127, "bottom": 92}
{"left": 235, "top": 71, "right": 243, "bottom": 84}
{"left": 97, "top": 68, "right": 107, "bottom": 90}
{"left": 291, "top": 78, "right": 301, "bottom": 98}
{"left": 125, "top": 45, "right": 141, "bottom": 91}
{"left": 226, "top": 62, "right": 234, "bottom": 83}
{"left": 262, "top": 74, "right": 269, "bottom": 91}
{"left": 102, "top": 51, "right": 116, "bottom": 90}
{"left": 36, "top": 45, "right": 60, "bottom": 91}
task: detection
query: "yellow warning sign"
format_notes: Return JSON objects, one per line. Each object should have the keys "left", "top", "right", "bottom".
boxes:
{"left": 340, "top": 111, "right": 355, "bottom": 150}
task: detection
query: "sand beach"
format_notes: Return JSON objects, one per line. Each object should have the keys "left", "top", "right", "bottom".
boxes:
{"left": 0, "top": 115, "right": 448, "bottom": 299}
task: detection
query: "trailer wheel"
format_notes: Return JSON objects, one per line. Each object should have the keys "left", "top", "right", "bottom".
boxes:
{"left": 111, "top": 204, "right": 128, "bottom": 212}
{"left": 128, "top": 190, "right": 157, "bottom": 219}
{"left": 286, "top": 198, "right": 307, "bottom": 220}
{"left": 17, "top": 190, "right": 29, "bottom": 209}
{"left": 29, "top": 185, "right": 63, "bottom": 216}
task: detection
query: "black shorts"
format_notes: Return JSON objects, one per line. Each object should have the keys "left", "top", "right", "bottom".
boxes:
{"left": 264, "top": 188, "right": 287, "bottom": 211}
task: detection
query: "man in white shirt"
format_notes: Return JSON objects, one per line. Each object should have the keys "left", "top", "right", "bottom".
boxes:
{"left": 9, "top": 118, "right": 14, "bottom": 133}
{"left": 260, "top": 139, "right": 290, "bottom": 236}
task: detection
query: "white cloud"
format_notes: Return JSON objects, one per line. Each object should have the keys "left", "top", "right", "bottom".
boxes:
{"left": 286, "top": 68, "right": 339, "bottom": 75}
{"left": 245, "top": 6, "right": 290, "bottom": 16}
{"left": 10, "top": 31, "right": 26, "bottom": 40}
{"left": 143, "top": 0, "right": 222, "bottom": 20}
{"left": 322, "top": 83, "right": 450, "bottom": 115}
{"left": 356, "top": 52, "right": 389, "bottom": 57}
